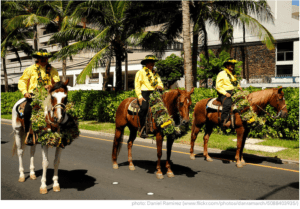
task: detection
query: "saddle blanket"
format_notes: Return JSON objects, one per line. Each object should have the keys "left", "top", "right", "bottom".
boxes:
{"left": 206, "top": 98, "right": 237, "bottom": 111}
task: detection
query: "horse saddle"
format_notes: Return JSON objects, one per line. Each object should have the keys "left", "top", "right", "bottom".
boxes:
{"left": 206, "top": 98, "right": 237, "bottom": 111}
{"left": 127, "top": 99, "right": 154, "bottom": 134}
{"left": 16, "top": 100, "right": 27, "bottom": 118}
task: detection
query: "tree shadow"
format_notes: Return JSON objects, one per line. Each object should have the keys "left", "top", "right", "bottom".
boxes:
{"left": 118, "top": 160, "right": 199, "bottom": 178}
{"left": 256, "top": 182, "right": 299, "bottom": 200}
{"left": 34, "top": 169, "right": 97, "bottom": 191}
{"left": 193, "top": 149, "right": 285, "bottom": 165}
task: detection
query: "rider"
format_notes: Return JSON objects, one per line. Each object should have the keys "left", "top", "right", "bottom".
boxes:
{"left": 135, "top": 55, "right": 164, "bottom": 138}
{"left": 216, "top": 58, "right": 242, "bottom": 128}
{"left": 18, "top": 49, "right": 60, "bottom": 145}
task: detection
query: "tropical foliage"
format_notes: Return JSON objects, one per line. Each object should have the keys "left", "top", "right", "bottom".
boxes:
{"left": 197, "top": 49, "right": 243, "bottom": 87}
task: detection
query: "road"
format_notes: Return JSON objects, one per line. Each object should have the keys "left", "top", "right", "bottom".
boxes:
{"left": 1, "top": 121, "right": 299, "bottom": 200}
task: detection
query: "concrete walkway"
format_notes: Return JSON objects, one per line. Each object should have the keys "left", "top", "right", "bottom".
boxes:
{"left": 232, "top": 138, "right": 287, "bottom": 153}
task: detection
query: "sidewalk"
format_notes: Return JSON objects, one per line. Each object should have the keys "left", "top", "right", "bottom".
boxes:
{"left": 3, "top": 118, "right": 298, "bottom": 165}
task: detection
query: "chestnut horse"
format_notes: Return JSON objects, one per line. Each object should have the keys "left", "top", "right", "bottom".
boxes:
{"left": 12, "top": 79, "right": 69, "bottom": 194}
{"left": 190, "top": 87, "right": 288, "bottom": 168}
{"left": 112, "top": 88, "right": 194, "bottom": 179}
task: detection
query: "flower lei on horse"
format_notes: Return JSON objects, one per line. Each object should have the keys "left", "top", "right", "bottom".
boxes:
{"left": 143, "top": 66, "right": 180, "bottom": 137}
{"left": 30, "top": 65, "right": 79, "bottom": 147}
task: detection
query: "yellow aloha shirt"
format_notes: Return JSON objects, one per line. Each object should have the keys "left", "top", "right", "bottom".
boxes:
{"left": 134, "top": 67, "right": 164, "bottom": 99}
{"left": 18, "top": 64, "right": 60, "bottom": 95}
{"left": 216, "top": 68, "right": 240, "bottom": 95}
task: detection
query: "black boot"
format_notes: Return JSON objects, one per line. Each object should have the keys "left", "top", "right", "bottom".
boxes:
{"left": 139, "top": 127, "right": 148, "bottom": 139}
{"left": 25, "top": 133, "right": 34, "bottom": 146}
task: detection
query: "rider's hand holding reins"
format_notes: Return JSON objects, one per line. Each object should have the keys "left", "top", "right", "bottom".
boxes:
{"left": 139, "top": 97, "right": 146, "bottom": 106}
{"left": 24, "top": 93, "right": 32, "bottom": 99}
{"left": 225, "top": 92, "right": 231, "bottom": 97}
{"left": 44, "top": 85, "right": 51, "bottom": 91}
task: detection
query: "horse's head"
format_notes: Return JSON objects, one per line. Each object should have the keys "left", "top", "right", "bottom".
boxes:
{"left": 48, "top": 78, "right": 69, "bottom": 123}
{"left": 269, "top": 87, "right": 288, "bottom": 118}
{"left": 176, "top": 87, "right": 194, "bottom": 125}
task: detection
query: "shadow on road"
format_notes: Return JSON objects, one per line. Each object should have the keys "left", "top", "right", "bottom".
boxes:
{"left": 1, "top": 141, "right": 9, "bottom": 144}
{"left": 256, "top": 182, "right": 299, "bottom": 200}
{"left": 34, "top": 169, "right": 97, "bottom": 191}
{"left": 193, "top": 150, "right": 284, "bottom": 165}
{"left": 118, "top": 160, "right": 199, "bottom": 178}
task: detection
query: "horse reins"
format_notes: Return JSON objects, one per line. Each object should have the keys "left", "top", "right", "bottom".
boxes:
{"left": 46, "top": 103, "right": 67, "bottom": 125}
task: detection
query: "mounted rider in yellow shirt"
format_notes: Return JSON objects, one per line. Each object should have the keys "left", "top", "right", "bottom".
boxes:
{"left": 216, "top": 58, "right": 242, "bottom": 129}
{"left": 18, "top": 49, "right": 60, "bottom": 145}
{"left": 135, "top": 55, "right": 164, "bottom": 138}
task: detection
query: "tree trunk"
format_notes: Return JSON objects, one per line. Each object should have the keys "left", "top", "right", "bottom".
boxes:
{"left": 34, "top": 25, "right": 38, "bottom": 51}
{"left": 125, "top": 51, "right": 128, "bottom": 91}
{"left": 115, "top": 47, "right": 123, "bottom": 91}
{"left": 61, "top": 42, "right": 67, "bottom": 82}
{"left": 103, "top": 56, "right": 111, "bottom": 91}
{"left": 182, "top": 0, "right": 193, "bottom": 91}
{"left": 192, "top": 30, "right": 198, "bottom": 87}
{"left": 2, "top": 57, "right": 9, "bottom": 92}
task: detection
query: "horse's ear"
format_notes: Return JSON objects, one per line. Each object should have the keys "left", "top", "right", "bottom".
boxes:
{"left": 51, "top": 78, "right": 56, "bottom": 86}
{"left": 278, "top": 86, "right": 283, "bottom": 94}
{"left": 189, "top": 87, "right": 194, "bottom": 95}
{"left": 64, "top": 78, "right": 69, "bottom": 86}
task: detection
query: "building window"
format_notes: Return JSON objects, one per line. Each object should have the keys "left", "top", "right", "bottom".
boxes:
{"left": 277, "top": 42, "right": 293, "bottom": 61}
{"left": 276, "top": 65, "right": 293, "bottom": 77}
{"left": 89, "top": 73, "right": 99, "bottom": 84}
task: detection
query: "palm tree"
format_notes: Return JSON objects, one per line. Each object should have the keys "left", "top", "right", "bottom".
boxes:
{"left": 129, "top": 1, "right": 275, "bottom": 88}
{"left": 5, "top": 0, "right": 83, "bottom": 82}
{"left": 182, "top": 0, "right": 193, "bottom": 91}
{"left": 2, "top": 1, "right": 33, "bottom": 92}
{"left": 51, "top": 0, "right": 163, "bottom": 91}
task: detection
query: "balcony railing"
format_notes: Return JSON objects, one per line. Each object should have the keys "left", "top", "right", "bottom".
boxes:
{"left": 246, "top": 75, "right": 299, "bottom": 84}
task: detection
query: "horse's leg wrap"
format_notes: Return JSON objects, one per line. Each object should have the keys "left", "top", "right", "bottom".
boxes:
{"left": 30, "top": 144, "right": 37, "bottom": 180}
{"left": 40, "top": 146, "right": 49, "bottom": 194}
{"left": 53, "top": 147, "right": 62, "bottom": 192}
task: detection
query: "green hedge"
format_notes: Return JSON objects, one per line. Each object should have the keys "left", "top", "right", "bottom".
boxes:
{"left": 2, "top": 87, "right": 298, "bottom": 140}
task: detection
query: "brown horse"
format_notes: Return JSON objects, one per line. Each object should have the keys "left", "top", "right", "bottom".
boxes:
{"left": 112, "top": 88, "right": 194, "bottom": 179}
{"left": 190, "top": 87, "right": 288, "bottom": 168}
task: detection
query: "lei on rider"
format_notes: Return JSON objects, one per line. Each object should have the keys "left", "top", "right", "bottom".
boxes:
{"left": 143, "top": 65, "right": 180, "bottom": 137}
{"left": 30, "top": 65, "right": 79, "bottom": 147}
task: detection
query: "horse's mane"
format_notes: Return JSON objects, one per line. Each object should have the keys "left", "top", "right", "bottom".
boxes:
{"left": 247, "top": 88, "right": 274, "bottom": 107}
{"left": 50, "top": 81, "right": 68, "bottom": 93}
{"left": 163, "top": 89, "right": 180, "bottom": 116}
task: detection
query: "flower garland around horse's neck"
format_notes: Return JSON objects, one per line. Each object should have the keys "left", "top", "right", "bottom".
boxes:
{"left": 144, "top": 66, "right": 159, "bottom": 88}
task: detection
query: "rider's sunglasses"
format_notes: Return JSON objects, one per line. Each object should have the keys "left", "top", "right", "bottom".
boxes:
{"left": 40, "top": 58, "right": 48, "bottom": 62}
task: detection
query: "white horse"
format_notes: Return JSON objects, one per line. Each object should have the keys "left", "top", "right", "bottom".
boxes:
{"left": 12, "top": 79, "right": 69, "bottom": 194}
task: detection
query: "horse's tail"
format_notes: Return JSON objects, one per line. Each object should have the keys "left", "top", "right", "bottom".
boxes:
{"left": 117, "top": 129, "right": 124, "bottom": 156}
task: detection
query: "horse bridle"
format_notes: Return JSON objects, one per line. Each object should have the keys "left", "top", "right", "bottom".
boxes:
{"left": 254, "top": 92, "right": 286, "bottom": 120}
{"left": 46, "top": 103, "right": 67, "bottom": 125}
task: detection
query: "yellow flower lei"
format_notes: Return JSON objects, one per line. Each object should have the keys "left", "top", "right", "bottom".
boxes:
{"left": 144, "top": 67, "right": 159, "bottom": 88}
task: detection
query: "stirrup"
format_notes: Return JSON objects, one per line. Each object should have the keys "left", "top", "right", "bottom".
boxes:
{"left": 139, "top": 126, "right": 148, "bottom": 139}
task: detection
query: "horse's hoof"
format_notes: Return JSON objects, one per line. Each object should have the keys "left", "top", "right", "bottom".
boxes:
{"left": 129, "top": 165, "right": 136, "bottom": 171}
{"left": 241, "top": 161, "right": 246, "bottom": 166}
{"left": 30, "top": 174, "right": 37, "bottom": 180}
{"left": 167, "top": 172, "right": 175, "bottom": 178}
{"left": 112, "top": 164, "right": 119, "bottom": 169}
{"left": 53, "top": 185, "right": 61, "bottom": 192}
{"left": 205, "top": 157, "right": 213, "bottom": 162}
{"left": 190, "top": 154, "right": 195, "bottom": 160}
{"left": 40, "top": 187, "right": 48, "bottom": 194}
{"left": 18, "top": 177, "right": 25, "bottom": 182}
{"left": 236, "top": 163, "right": 243, "bottom": 168}
{"left": 156, "top": 173, "right": 164, "bottom": 179}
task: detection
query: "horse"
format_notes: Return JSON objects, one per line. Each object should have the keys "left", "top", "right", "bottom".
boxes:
{"left": 189, "top": 87, "right": 288, "bottom": 168}
{"left": 112, "top": 88, "right": 194, "bottom": 179}
{"left": 12, "top": 78, "right": 69, "bottom": 194}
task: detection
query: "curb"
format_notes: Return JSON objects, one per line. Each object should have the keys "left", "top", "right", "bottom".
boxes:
{"left": 3, "top": 118, "right": 298, "bottom": 165}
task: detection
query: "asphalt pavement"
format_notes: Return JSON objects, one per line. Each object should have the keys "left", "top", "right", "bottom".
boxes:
{"left": 1, "top": 120, "right": 299, "bottom": 201}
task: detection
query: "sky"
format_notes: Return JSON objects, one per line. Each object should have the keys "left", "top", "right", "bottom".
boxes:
{"left": 292, "top": 0, "right": 299, "bottom": 6}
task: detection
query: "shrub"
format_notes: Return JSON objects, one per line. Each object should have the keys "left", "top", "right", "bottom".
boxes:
{"left": 2, "top": 87, "right": 298, "bottom": 140}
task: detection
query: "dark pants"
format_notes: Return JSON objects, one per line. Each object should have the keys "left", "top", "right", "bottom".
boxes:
{"left": 217, "top": 90, "right": 233, "bottom": 122}
{"left": 138, "top": 91, "right": 153, "bottom": 128}
{"left": 24, "top": 98, "right": 33, "bottom": 133}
